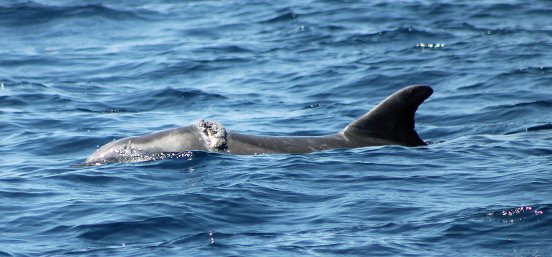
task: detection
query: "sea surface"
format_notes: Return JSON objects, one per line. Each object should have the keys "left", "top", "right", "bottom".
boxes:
{"left": 1, "top": 0, "right": 552, "bottom": 256}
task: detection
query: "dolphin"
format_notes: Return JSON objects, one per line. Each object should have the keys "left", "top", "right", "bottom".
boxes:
{"left": 85, "top": 85, "right": 432, "bottom": 165}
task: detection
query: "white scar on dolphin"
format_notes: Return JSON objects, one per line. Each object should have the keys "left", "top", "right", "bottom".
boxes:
{"left": 85, "top": 85, "right": 433, "bottom": 165}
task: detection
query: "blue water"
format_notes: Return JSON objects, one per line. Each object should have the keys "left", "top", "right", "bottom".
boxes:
{"left": 1, "top": 0, "right": 552, "bottom": 256}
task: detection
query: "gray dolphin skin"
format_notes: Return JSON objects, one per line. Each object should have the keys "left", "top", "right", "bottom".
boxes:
{"left": 85, "top": 85, "right": 433, "bottom": 165}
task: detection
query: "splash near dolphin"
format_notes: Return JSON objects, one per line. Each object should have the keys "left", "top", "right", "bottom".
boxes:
{"left": 85, "top": 85, "right": 433, "bottom": 165}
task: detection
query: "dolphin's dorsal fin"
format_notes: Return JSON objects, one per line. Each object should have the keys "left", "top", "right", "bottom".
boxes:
{"left": 342, "top": 85, "right": 433, "bottom": 146}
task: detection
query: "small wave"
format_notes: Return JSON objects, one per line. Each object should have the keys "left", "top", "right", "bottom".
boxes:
{"left": 327, "top": 27, "right": 448, "bottom": 46}
{"left": 467, "top": 100, "right": 552, "bottom": 127}
{"left": 45, "top": 172, "right": 120, "bottom": 184}
{"left": 0, "top": 2, "right": 154, "bottom": 27}
{"left": 74, "top": 108, "right": 134, "bottom": 114}
{"left": 525, "top": 123, "right": 552, "bottom": 132}
{"left": 260, "top": 8, "right": 298, "bottom": 23}
{"left": 76, "top": 216, "right": 185, "bottom": 241}
{"left": 337, "top": 70, "right": 451, "bottom": 98}
{"left": 485, "top": 100, "right": 552, "bottom": 111}
{"left": 0, "top": 189, "right": 60, "bottom": 199}
{"left": 0, "top": 81, "right": 74, "bottom": 110}
{"left": 460, "top": 22, "right": 521, "bottom": 35}
{"left": 158, "top": 232, "right": 218, "bottom": 247}
{"left": 147, "top": 87, "right": 226, "bottom": 108}
{"left": 506, "top": 123, "right": 552, "bottom": 135}
{"left": 142, "top": 58, "right": 251, "bottom": 80}
{"left": 470, "top": 2, "right": 535, "bottom": 19}
{"left": 195, "top": 45, "right": 254, "bottom": 54}
{"left": 0, "top": 96, "right": 26, "bottom": 108}
{"left": 426, "top": 204, "right": 551, "bottom": 254}
{"left": 99, "top": 87, "right": 227, "bottom": 111}
{"left": 150, "top": 87, "right": 224, "bottom": 100}
{"left": 0, "top": 251, "right": 12, "bottom": 257}
{"left": 493, "top": 66, "right": 552, "bottom": 81}
{"left": 8, "top": 93, "right": 72, "bottom": 108}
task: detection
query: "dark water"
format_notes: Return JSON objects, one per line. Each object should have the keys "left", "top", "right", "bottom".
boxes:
{"left": 2, "top": 0, "right": 552, "bottom": 256}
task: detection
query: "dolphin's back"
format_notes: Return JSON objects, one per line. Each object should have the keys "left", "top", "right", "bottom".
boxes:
{"left": 226, "top": 85, "right": 432, "bottom": 154}
{"left": 226, "top": 133, "right": 349, "bottom": 154}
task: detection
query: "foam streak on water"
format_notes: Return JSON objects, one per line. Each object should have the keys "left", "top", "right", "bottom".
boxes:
{"left": 1, "top": 1, "right": 551, "bottom": 256}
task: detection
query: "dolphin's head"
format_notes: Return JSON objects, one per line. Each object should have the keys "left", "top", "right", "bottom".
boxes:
{"left": 85, "top": 139, "right": 147, "bottom": 165}
{"left": 85, "top": 145, "right": 123, "bottom": 165}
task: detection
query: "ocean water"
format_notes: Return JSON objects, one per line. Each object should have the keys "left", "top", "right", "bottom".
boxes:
{"left": 1, "top": 0, "right": 552, "bottom": 256}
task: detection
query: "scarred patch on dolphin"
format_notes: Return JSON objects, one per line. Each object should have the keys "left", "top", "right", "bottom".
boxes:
{"left": 196, "top": 120, "right": 228, "bottom": 151}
